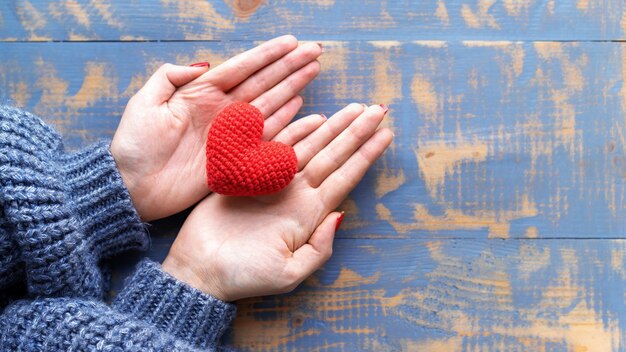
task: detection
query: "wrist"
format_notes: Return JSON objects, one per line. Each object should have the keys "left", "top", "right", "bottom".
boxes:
{"left": 162, "top": 253, "right": 230, "bottom": 302}
{"left": 109, "top": 142, "right": 151, "bottom": 221}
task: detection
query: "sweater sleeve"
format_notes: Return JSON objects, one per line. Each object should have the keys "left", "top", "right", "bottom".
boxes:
{"left": 0, "top": 106, "right": 237, "bottom": 349}
{"left": 0, "top": 260, "right": 237, "bottom": 351}
{"left": 0, "top": 105, "right": 150, "bottom": 299}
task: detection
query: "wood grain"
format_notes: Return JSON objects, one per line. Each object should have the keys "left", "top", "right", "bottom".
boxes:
{"left": 0, "top": 1, "right": 625, "bottom": 41}
{"left": 3, "top": 1, "right": 626, "bottom": 350}
{"left": 2, "top": 41, "right": 625, "bottom": 239}
{"left": 226, "top": 238, "right": 626, "bottom": 351}
{"left": 108, "top": 228, "right": 626, "bottom": 351}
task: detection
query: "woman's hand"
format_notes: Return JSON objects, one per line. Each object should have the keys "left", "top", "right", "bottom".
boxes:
{"left": 110, "top": 35, "right": 322, "bottom": 221}
{"left": 162, "top": 104, "right": 393, "bottom": 301}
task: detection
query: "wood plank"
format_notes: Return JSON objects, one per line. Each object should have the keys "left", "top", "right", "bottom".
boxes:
{"left": 1, "top": 1, "right": 625, "bottom": 41}
{"left": 1, "top": 40, "right": 624, "bottom": 238}
{"left": 110, "top": 235, "right": 626, "bottom": 351}
{"left": 227, "top": 238, "right": 626, "bottom": 351}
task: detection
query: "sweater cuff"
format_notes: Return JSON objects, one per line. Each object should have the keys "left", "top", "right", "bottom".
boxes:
{"left": 60, "top": 141, "right": 149, "bottom": 258}
{"left": 113, "top": 260, "right": 236, "bottom": 349}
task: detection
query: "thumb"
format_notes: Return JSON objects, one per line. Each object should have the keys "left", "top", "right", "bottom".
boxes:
{"left": 288, "top": 212, "right": 342, "bottom": 283}
{"left": 138, "top": 62, "right": 209, "bottom": 104}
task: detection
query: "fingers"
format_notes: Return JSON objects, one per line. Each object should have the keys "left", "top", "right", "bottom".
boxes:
{"left": 209, "top": 35, "right": 299, "bottom": 91}
{"left": 320, "top": 128, "right": 394, "bottom": 207}
{"left": 262, "top": 95, "right": 303, "bottom": 141}
{"left": 251, "top": 60, "right": 321, "bottom": 118}
{"left": 229, "top": 43, "right": 322, "bottom": 103}
{"left": 139, "top": 63, "right": 209, "bottom": 104}
{"left": 285, "top": 212, "right": 340, "bottom": 285}
{"left": 293, "top": 103, "right": 364, "bottom": 170}
{"left": 303, "top": 105, "right": 386, "bottom": 188}
{"left": 168, "top": 63, "right": 210, "bottom": 87}
{"left": 272, "top": 113, "right": 327, "bottom": 146}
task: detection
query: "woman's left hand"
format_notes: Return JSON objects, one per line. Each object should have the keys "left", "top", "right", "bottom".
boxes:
{"left": 162, "top": 104, "right": 393, "bottom": 301}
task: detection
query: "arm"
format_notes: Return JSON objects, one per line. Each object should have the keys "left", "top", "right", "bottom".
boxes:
{"left": 0, "top": 36, "right": 322, "bottom": 349}
{"left": 0, "top": 34, "right": 321, "bottom": 296}
{"left": 0, "top": 260, "right": 236, "bottom": 351}
{"left": 0, "top": 105, "right": 149, "bottom": 299}
{"left": 0, "top": 107, "right": 236, "bottom": 349}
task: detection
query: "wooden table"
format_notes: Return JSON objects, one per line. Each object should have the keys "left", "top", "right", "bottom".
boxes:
{"left": 1, "top": 1, "right": 625, "bottom": 351}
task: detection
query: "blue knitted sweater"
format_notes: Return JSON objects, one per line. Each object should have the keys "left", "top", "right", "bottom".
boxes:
{"left": 0, "top": 106, "right": 236, "bottom": 351}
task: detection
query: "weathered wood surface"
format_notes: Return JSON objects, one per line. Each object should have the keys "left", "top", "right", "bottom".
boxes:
{"left": 110, "top": 219, "right": 626, "bottom": 351}
{"left": 0, "top": 1, "right": 625, "bottom": 41}
{"left": 2, "top": 1, "right": 626, "bottom": 351}
{"left": 2, "top": 41, "right": 625, "bottom": 239}
{"left": 230, "top": 238, "right": 626, "bottom": 351}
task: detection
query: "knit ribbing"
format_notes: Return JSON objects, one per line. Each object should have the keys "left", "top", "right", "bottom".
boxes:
{"left": 113, "top": 260, "right": 237, "bottom": 349}
{"left": 0, "top": 260, "right": 236, "bottom": 351}
{"left": 0, "top": 297, "right": 220, "bottom": 351}
{"left": 0, "top": 105, "right": 149, "bottom": 299}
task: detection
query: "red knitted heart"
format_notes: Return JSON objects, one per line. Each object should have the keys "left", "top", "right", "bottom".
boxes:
{"left": 205, "top": 102, "right": 298, "bottom": 196}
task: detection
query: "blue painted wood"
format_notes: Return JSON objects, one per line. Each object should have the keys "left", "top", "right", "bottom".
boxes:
{"left": 2, "top": 4, "right": 626, "bottom": 347}
{"left": 108, "top": 218, "right": 626, "bottom": 350}
{"left": 0, "top": 1, "right": 624, "bottom": 41}
{"left": 1, "top": 41, "right": 624, "bottom": 240}
{"left": 227, "top": 237, "right": 626, "bottom": 351}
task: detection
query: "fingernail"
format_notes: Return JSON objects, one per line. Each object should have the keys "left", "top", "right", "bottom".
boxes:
{"left": 361, "top": 103, "right": 368, "bottom": 109}
{"left": 320, "top": 113, "right": 327, "bottom": 119}
{"left": 380, "top": 104, "right": 389, "bottom": 114}
{"left": 189, "top": 62, "right": 210, "bottom": 68}
{"left": 316, "top": 42, "right": 324, "bottom": 53}
{"left": 335, "top": 211, "right": 345, "bottom": 231}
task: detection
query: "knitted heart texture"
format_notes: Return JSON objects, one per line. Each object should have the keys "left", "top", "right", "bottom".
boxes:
{"left": 206, "top": 102, "right": 298, "bottom": 196}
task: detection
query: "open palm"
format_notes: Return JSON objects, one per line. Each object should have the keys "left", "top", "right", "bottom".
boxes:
{"left": 111, "top": 35, "right": 322, "bottom": 221}
{"left": 163, "top": 104, "right": 393, "bottom": 301}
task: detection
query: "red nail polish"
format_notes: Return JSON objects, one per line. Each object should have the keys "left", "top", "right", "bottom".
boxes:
{"left": 189, "top": 62, "right": 210, "bottom": 67}
{"left": 335, "top": 212, "right": 345, "bottom": 231}
{"left": 380, "top": 104, "right": 389, "bottom": 114}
